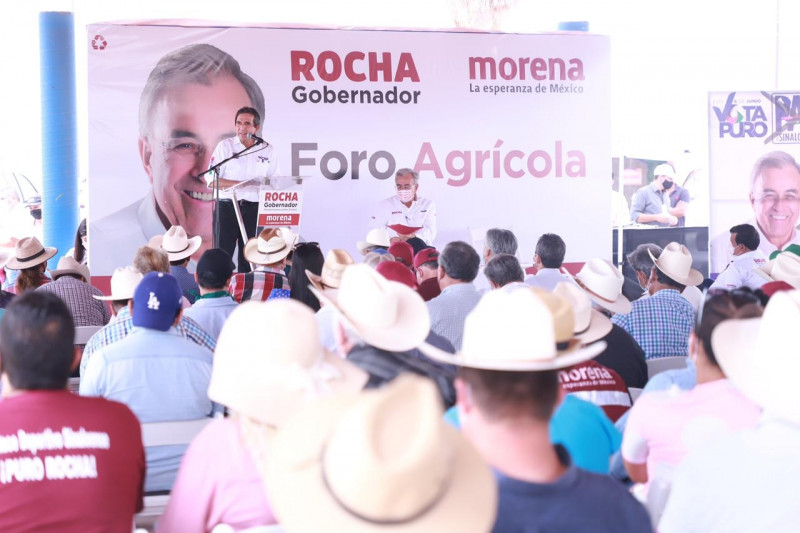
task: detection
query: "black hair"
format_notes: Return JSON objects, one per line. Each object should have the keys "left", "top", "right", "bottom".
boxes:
{"left": 730, "top": 223, "right": 761, "bottom": 251}
{"left": 289, "top": 242, "right": 324, "bottom": 311}
{"left": 535, "top": 233, "right": 566, "bottom": 268}
{"left": 439, "top": 241, "right": 480, "bottom": 282}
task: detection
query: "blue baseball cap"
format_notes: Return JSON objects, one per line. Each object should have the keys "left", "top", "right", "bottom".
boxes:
{"left": 132, "top": 272, "right": 183, "bottom": 331}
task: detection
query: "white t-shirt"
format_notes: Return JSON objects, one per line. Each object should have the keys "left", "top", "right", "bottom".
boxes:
{"left": 709, "top": 249, "right": 768, "bottom": 291}
{"left": 369, "top": 195, "right": 437, "bottom": 245}
{"left": 207, "top": 137, "right": 279, "bottom": 202}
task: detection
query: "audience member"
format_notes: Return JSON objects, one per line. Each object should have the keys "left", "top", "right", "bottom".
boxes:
{"left": 134, "top": 243, "right": 171, "bottom": 274}
{"left": 0, "top": 292, "right": 145, "bottom": 532}
{"left": 0, "top": 250, "right": 15, "bottom": 310}
{"left": 289, "top": 241, "right": 324, "bottom": 311}
{"left": 183, "top": 248, "right": 238, "bottom": 341}
{"left": 484, "top": 253, "right": 525, "bottom": 289}
{"left": 151, "top": 226, "right": 202, "bottom": 303}
{"left": 307, "top": 249, "right": 355, "bottom": 351}
{"left": 752, "top": 245, "right": 800, "bottom": 289}
{"left": 363, "top": 250, "right": 395, "bottom": 269}
{"left": 229, "top": 228, "right": 296, "bottom": 303}
{"left": 626, "top": 243, "right": 703, "bottom": 311}
{"left": 427, "top": 241, "right": 482, "bottom": 350}
{"left": 524, "top": 233, "right": 570, "bottom": 290}
{"left": 476, "top": 228, "right": 518, "bottom": 292}
{"left": 376, "top": 260, "right": 417, "bottom": 289}
{"left": 570, "top": 258, "right": 648, "bottom": 388}
{"left": 80, "top": 272, "right": 217, "bottom": 492}
{"left": 709, "top": 223, "right": 767, "bottom": 290}
{"left": 356, "top": 227, "right": 391, "bottom": 255}
{"left": 314, "top": 264, "right": 456, "bottom": 406}
{"left": 36, "top": 256, "right": 110, "bottom": 327}
{"left": 263, "top": 375, "right": 497, "bottom": 533}
{"left": 413, "top": 247, "right": 441, "bottom": 301}
{"left": 158, "top": 299, "right": 367, "bottom": 532}
{"left": 387, "top": 240, "right": 414, "bottom": 268}
{"left": 6, "top": 236, "right": 56, "bottom": 294}
{"left": 612, "top": 243, "right": 699, "bottom": 359}
{"left": 66, "top": 218, "right": 88, "bottom": 265}
{"left": 621, "top": 290, "right": 763, "bottom": 496}
{"left": 422, "top": 288, "right": 650, "bottom": 532}
{"left": 659, "top": 290, "right": 799, "bottom": 532}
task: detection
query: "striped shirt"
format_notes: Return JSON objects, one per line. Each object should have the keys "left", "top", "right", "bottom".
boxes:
{"left": 611, "top": 289, "right": 694, "bottom": 360}
{"left": 80, "top": 306, "right": 216, "bottom": 376}
{"left": 427, "top": 283, "right": 482, "bottom": 351}
{"left": 228, "top": 268, "right": 290, "bottom": 303}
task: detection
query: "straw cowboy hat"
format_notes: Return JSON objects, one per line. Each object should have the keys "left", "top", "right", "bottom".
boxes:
{"left": 263, "top": 374, "right": 498, "bottom": 533}
{"left": 566, "top": 257, "right": 631, "bottom": 315}
{"left": 357, "top": 227, "right": 391, "bottom": 254}
{"left": 49, "top": 256, "right": 91, "bottom": 282}
{"left": 753, "top": 249, "right": 800, "bottom": 288}
{"left": 310, "top": 263, "right": 430, "bottom": 352}
{"left": 647, "top": 242, "right": 703, "bottom": 287}
{"left": 306, "top": 249, "right": 355, "bottom": 293}
{"left": 5, "top": 237, "right": 57, "bottom": 270}
{"left": 149, "top": 225, "right": 202, "bottom": 262}
{"left": 93, "top": 266, "right": 143, "bottom": 301}
{"left": 208, "top": 299, "right": 367, "bottom": 427}
{"left": 243, "top": 227, "right": 297, "bottom": 266}
{"left": 419, "top": 287, "right": 605, "bottom": 371}
{"left": 553, "top": 281, "right": 612, "bottom": 345}
{"left": 712, "top": 289, "right": 800, "bottom": 425}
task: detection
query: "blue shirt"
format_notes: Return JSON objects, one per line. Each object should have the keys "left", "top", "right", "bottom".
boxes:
{"left": 80, "top": 327, "right": 216, "bottom": 492}
{"left": 611, "top": 289, "right": 695, "bottom": 359}
{"left": 170, "top": 264, "right": 200, "bottom": 304}
{"left": 427, "top": 283, "right": 482, "bottom": 351}
{"left": 445, "top": 395, "right": 621, "bottom": 475}
{"left": 183, "top": 292, "right": 238, "bottom": 341}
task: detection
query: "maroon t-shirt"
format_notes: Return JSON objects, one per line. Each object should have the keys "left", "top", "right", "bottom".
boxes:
{"left": 0, "top": 390, "right": 145, "bottom": 533}
{"left": 559, "top": 360, "right": 632, "bottom": 422}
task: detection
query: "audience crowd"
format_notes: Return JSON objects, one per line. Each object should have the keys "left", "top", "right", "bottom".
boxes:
{"left": 0, "top": 217, "right": 797, "bottom": 533}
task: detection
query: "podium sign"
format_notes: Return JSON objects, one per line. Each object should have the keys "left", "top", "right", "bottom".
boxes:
{"left": 257, "top": 177, "right": 304, "bottom": 228}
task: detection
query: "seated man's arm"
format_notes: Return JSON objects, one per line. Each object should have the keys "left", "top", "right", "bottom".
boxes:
{"left": 620, "top": 402, "right": 650, "bottom": 484}
{"left": 416, "top": 202, "right": 437, "bottom": 245}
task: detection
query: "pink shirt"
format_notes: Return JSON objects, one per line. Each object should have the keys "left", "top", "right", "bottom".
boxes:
{"left": 157, "top": 418, "right": 276, "bottom": 532}
{"left": 622, "top": 379, "right": 760, "bottom": 488}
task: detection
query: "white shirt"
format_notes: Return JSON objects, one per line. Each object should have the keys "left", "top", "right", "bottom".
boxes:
{"left": 207, "top": 137, "right": 279, "bottom": 202}
{"left": 709, "top": 249, "right": 767, "bottom": 291}
{"left": 710, "top": 217, "right": 800, "bottom": 274}
{"left": 524, "top": 268, "right": 570, "bottom": 292}
{"left": 369, "top": 195, "right": 437, "bottom": 245}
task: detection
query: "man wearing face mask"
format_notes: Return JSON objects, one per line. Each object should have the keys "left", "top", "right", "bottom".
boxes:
{"left": 709, "top": 224, "right": 767, "bottom": 291}
{"left": 369, "top": 168, "right": 437, "bottom": 246}
{"left": 630, "top": 164, "right": 679, "bottom": 227}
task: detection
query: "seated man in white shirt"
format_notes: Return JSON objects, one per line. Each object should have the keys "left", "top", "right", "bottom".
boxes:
{"left": 525, "top": 233, "right": 570, "bottom": 291}
{"left": 369, "top": 168, "right": 437, "bottom": 245}
{"left": 709, "top": 223, "right": 767, "bottom": 291}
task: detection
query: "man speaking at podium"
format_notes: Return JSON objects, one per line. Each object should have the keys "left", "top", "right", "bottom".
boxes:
{"left": 207, "top": 106, "right": 279, "bottom": 272}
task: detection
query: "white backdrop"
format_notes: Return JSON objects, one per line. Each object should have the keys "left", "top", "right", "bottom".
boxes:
{"left": 87, "top": 23, "right": 610, "bottom": 275}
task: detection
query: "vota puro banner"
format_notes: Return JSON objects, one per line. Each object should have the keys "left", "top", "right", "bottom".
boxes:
{"left": 87, "top": 23, "right": 610, "bottom": 275}
{"left": 708, "top": 91, "right": 800, "bottom": 274}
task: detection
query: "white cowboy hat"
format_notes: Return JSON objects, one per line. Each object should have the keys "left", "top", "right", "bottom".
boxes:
{"left": 553, "top": 281, "right": 612, "bottom": 345}
{"left": 419, "top": 287, "right": 605, "bottom": 371}
{"left": 310, "top": 263, "right": 430, "bottom": 352}
{"left": 647, "top": 242, "right": 703, "bottom": 287}
{"left": 357, "top": 227, "right": 391, "bottom": 255}
{"left": 149, "top": 225, "right": 202, "bottom": 262}
{"left": 48, "top": 256, "right": 91, "bottom": 282}
{"left": 208, "top": 299, "right": 368, "bottom": 427}
{"left": 712, "top": 289, "right": 800, "bottom": 425}
{"left": 306, "top": 249, "right": 355, "bottom": 293}
{"left": 263, "top": 374, "right": 498, "bottom": 533}
{"left": 753, "top": 250, "right": 800, "bottom": 288}
{"left": 566, "top": 258, "right": 631, "bottom": 315}
{"left": 5, "top": 237, "right": 57, "bottom": 270}
{"left": 93, "top": 266, "right": 143, "bottom": 301}
{"left": 243, "top": 227, "right": 297, "bottom": 266}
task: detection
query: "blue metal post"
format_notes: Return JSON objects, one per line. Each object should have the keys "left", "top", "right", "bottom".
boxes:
{"left": 39, "top": 11, "right": 78, "bottom": 261}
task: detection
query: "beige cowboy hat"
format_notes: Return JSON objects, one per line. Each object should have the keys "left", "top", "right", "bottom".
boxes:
{"left": 419, "top": 286, "right": 605, "bottom": 371}
{"left": 48, "top": 256, "right": 91, "bottom": 282}
{"left": 566, "top": 258, "right": 631, "bottom": 315}
{"left": 243, "top": 227, "right": 297, "bottom": 266}
{"left": 209, "top": 299, "right": 368, "bottom": 427}
{"left": 647, "top": 242, "right": 703, "bottom": 287}
{"left": 310, "top": 263, "right": 430, "bottom": 352}
{"left": 712, "top": 289, "right": 800, "bottom": 425}
{"left": 306, "top": 249, "right": 355, "bottom": 293}
{"left": 357, "top": 227, "right": 391, "bottom": 255}
{"left": 149, "top": 225, "right": 202, "bottom": 262}
{"left": 6, "top": 237, "right": 58, "bottom": 270}
{"left": 94, "top": 266, "right": 143, "bottom": 301}
{"left": 553, "top": 281, "right": 612, "bottom": 345}
{"left": 753, "top": 250, "right": 800, "bottom": 288}
{"left": 263, "top": 374, "right": 498, "bottom": 533}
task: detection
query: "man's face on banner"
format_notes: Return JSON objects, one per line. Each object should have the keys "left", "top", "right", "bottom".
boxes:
{"left": 750, "top": 164, "right": 800, "bottom": 248}
{"left": 138, "top": 76, "right": 251, "bottom": 249}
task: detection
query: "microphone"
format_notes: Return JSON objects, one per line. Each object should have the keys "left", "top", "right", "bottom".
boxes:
{"left": 247, "top": 133, "right": 266, "bottom": 145}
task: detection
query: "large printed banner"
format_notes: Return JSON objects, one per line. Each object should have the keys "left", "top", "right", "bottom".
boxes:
{"left": 87, "top": 23, "right": 611, "bottom": 275}
{"left": 708, "top": 91, "right": 800, "bottom": 273}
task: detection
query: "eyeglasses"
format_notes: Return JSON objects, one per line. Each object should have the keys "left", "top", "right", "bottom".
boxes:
{"left": 696, "top": 288, "right": 762, "bottom": 329}
{"left": 161, "top": 139, "right": 206, "bottom": 160}
{"left": 753, "top": 192, "right": 800, "bottom": 207}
